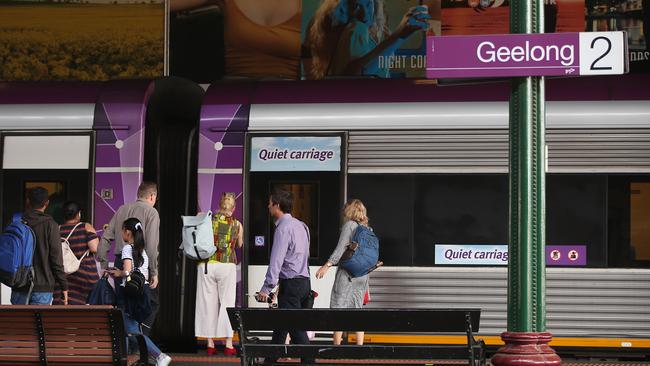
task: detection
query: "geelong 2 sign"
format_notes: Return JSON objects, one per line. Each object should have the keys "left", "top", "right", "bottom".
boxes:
{"left": 426, "top": 32, "right": 628, "bottom": 78}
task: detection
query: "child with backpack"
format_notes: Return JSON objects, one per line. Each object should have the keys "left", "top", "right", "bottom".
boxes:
{"left": 106, "top": 218, "right": 171, "bottom": 366}
{"left": 315, "top": 199, "right": 378, "bottom": 346}
{"left": 194, "top": 193, "right": 243, "bottom": 356}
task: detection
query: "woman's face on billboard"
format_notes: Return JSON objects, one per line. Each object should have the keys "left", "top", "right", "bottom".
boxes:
{"left": 353, "top": 0, "right": 375, "bottom": 25}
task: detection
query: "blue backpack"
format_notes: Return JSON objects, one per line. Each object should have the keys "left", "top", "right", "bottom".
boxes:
{"left": 339, "top": 225, "right": 379, "bottom": 278}
{"left": 0, "top": 213, "right": 36, "bottom": 289}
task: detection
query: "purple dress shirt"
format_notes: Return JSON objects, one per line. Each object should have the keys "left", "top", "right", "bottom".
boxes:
{"left": 261, "top": 214, "right": 310, "bottom": 294}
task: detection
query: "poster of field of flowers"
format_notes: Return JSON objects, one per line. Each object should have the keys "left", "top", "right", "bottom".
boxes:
{"left": 0, "top": 0, "right": 164, "bottom": 81}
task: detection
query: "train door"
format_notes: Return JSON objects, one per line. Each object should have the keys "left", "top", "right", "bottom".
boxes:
{"left": 0, "top": 132, "right": 94, "bottom": 304}
{"left": 245, "top": 134, "right": 345, "bottom": 307}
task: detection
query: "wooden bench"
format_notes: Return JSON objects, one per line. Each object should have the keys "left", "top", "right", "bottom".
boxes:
{"left": 0, "top": 305, "right": 147, "bottom": 366}
{"left": 228, "top": 308, "right": 485, "bottom": 366}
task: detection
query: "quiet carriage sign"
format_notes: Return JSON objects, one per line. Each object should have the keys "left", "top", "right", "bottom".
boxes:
{"left": 426, "top": 32, "right": 628, "bottom": 78}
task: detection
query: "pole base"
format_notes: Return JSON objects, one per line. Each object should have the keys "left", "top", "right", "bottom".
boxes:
{"left": 490, "top": 332, "right": 561, "bottom": 366}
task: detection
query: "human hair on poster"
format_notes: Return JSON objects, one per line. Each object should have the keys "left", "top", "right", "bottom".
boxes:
{"left": 169, "top": 0, "right": 441, "bottom": 82}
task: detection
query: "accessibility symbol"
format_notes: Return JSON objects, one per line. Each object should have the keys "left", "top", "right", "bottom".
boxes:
{"left": 254, "top": 236, "right": 265, "bottom": 247}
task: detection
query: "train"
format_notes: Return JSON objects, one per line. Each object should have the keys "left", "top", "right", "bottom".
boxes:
{"left": 0, "top": 75, "right": 649, "bottom": 358}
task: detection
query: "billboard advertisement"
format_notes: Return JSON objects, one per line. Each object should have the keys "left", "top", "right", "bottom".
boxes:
{"left": 169, "top": 0, "right": 649, "bottom": 82}
{"left": 169, "top": 0, "right": 441, "bottom": 82}
{"left": 0, "top": 0, "right": 164, "bottom": 81}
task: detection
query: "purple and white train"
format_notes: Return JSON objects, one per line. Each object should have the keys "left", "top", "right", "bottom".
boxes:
{"left": 1, "top": 75, "right": 649, "bottom": 355}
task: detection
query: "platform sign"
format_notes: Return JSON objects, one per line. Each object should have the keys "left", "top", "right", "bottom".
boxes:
{"left": 426, "top": 32, "right": 628, "bottom": 78}
{"left": 250, "top": 136, "right": 341, "bottom": 172}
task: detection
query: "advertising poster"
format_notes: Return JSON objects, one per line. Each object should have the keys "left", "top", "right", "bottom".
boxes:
{"left": 442, "top": 0, "right": 584, "bottom": 35}
{"left": 250, "top": 136, "right": 341, "bottom": 172}
{"left": 586, "top": 0, "right": 650, "bottom": 72}
{"left": 169, "top": 0, "right": 441, "bottom": 82}
{"left": 0, "top": 0, "right": 164, "bottom": 81}
{"left": 301, "top": 0, "right": 441, "bottom": 79}
{"left": 168, "top": 0, "right": 647, "bottom": 82}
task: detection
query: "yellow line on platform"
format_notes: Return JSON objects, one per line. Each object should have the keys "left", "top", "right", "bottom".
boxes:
{"left": 350, "top": 334, "right": 650, "bottom": 349}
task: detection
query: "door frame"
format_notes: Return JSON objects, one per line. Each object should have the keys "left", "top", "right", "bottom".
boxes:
{"left": 242, "top": 131, "right": 347, "bottom": 306}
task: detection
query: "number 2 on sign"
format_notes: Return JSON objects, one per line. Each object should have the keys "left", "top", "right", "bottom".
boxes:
{"left": 579, "top": 32, "right": 626, "bottom": 75}
{"left": 590, "top": 36, "right": 612, "bottom": 71}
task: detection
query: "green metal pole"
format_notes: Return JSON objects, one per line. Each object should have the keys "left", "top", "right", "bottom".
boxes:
{"left": 508, "top": 0, "right": 546, "bottom": 333}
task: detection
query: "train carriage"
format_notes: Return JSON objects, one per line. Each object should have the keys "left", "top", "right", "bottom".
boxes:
{"left": 1, "top": 75, "right": 648, "bottom": 357}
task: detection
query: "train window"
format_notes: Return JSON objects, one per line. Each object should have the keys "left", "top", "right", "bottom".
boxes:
{"left": 413, "top": 175, "right": 509, "bottom": 266}
{"left": 351, "top": 174, "right": 611, "bottom": 267}
{"left": 248, "top": 171, "right": 341, "bottom": 265}
{"left": 609, "top": 176, "right": 650, "bottom": 268}
{"left": 547, "top": 175, "right": 607, "bottom": 267}
{"left": 270, "top": 182, "right": 319, "bottom": 258}
{"left": 631, "top": 183, "right": 650, "bottom": 262}
{"left": 348, "top": 175, "right": 414, "bottom": 266}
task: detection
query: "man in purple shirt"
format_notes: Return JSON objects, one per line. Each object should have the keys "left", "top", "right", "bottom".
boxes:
{"left": 257, "top": 189, "right": 311, "bottom": 345}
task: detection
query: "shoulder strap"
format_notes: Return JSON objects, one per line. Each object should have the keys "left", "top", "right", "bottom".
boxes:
{"left": 63, "top": 222, "right": 84, "bottom": 242}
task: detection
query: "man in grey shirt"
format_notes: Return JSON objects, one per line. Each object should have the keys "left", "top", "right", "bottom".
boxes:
{"left": 97, "top": 181, "right": 160, "bottom": 334}
{"left": 258, "top": 188, "right": 311, "bottom": 345}
{"left": 98, "top": 181, "right": 160, "bottom": 287}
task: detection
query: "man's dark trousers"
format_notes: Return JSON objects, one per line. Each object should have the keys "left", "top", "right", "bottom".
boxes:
{"left": 271, "top": 277, "right": 311, "bottom": 345}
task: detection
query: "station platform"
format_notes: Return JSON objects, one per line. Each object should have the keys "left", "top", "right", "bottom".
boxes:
{"left": 165, "top": 355, "right": 650, "bottom": 366}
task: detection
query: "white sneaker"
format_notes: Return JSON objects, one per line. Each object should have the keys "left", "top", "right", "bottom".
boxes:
{"left": 156, "top": 353, "right": 172, "bottom": 366}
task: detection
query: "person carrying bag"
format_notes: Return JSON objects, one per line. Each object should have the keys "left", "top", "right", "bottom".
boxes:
{"left": 106, "top": 218, "right": 171, "bottom": 366}
{"left": 194, "top": 193, "right": 243, "bottom": 356}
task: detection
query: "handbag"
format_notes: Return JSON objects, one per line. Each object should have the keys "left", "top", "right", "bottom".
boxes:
{"left": 86, "top": 275, "right": 116, "bottom": 305}
{"left": 61, "top": 222, "right": 90, "bottom": 274}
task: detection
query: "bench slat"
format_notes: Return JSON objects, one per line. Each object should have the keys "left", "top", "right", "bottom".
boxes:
{"left": 43, "top": 328, "right": 112, "bottom": 335}
{"left": 0, "top": 329, "right": 36, "bottom": 335}
{"left": 0, "top": 341, "right": 38, "bottom": 348}
{"left": 42, "top": 316, "right": 109, "bottom": 323}
{"left": 228, "top": 308, "right": 480, "bottom": 332}
{"left": 243, "top": 344, "right": 473, "bottom": 359}
{"left": 46, "top": 348, "right": 113, "bottom": 356}
{"left": 46, "top": 341, "right": 113, "bottom": 348}
{"left": 0, "top": 355, "right": 40, "bottom": 363}
{"left": 44, "top": 355, "right": 114, "bottom": 364}
{"left": 0, "top": 335, "right": 39, "bottom": 341}
{"left": 0, "top": 348, "right": 39, "bottom": 355}
{"left": 44, "top": 335, "right": 112, "bottom": 342}
{"left": 43, "top": 323, "right": 110, "bottom": 330}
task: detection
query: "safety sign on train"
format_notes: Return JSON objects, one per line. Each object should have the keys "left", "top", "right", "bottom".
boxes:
{"left": 426, "top": 32, "right": 628, "bottom": 78}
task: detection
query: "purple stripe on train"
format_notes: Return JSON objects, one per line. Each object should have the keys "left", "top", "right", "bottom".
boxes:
{"left": 93, "top": 80, "right": 154, "bottom": 250}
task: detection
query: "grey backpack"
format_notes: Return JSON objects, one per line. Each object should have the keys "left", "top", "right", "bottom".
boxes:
{"left": 181, "top": 211, "right": 216, "bottom": 261}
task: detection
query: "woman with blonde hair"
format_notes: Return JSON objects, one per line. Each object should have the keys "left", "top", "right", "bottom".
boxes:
{"left": 195, "top": 192, "right": 243, "bottom": 356}
{"left": 316, "top": 199, "right": 371, "bottom": 345}
{"left": 305, "top": 0, "right": 430, "bottom": 79}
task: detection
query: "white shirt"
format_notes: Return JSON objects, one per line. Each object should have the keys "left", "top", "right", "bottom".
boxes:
{"left": 121, "top": 244, "right": 149, "bottom": 285}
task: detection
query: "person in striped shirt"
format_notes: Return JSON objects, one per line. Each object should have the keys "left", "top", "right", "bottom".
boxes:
{"left": 53, "top": 201, "right": 100, "bottom": 305}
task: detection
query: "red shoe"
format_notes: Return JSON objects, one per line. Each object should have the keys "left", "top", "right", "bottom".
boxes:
{"left": 206, "top": 346, "right": 216, "bottom": 356}
{"left": 224, "top": 347, "right": 237, "bottom": 356}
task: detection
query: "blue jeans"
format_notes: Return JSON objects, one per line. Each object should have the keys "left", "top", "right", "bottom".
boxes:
{"left": 11, "top": 291, "right": 53, "bottom": 305}
{"left": 122, "top": 312, "right": 161, "bottom": 359}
